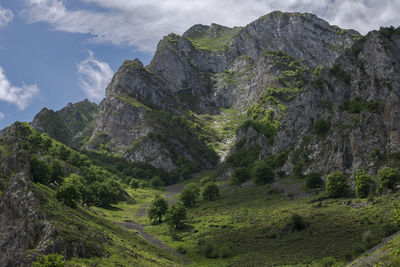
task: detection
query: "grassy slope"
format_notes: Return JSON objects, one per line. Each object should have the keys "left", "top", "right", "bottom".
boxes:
{"left": 32, "top": 184, "right": 179, "bottom": 266}
{"left": 96, "top": 177, "right": 400, "bottom": 266}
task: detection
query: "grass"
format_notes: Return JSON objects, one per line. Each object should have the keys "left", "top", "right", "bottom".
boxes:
{"left": 144, "top": 183, "right": 399, "bottom": 266}
{"left": 197, "top": 108, "right": 246, "bottom": 159}
{"left": 185, "top": 27, "right": 242, "bottom": 52}
{"left": 31, "top": 184, "right": 179, "bottom": 266}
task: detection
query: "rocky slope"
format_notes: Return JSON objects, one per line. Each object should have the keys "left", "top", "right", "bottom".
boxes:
{"left": 31, "top": 11, "right": 399, "bottom": 181}
{"left": 82, "top": 11, "right": 359, "bottom": 175}
{"left": 32, "top": 99, "right": 98, "bottom": 149}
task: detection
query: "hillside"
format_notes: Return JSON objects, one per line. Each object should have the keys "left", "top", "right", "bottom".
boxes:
{"left": 2, "top": 10, "right": 400, "bottom": 266}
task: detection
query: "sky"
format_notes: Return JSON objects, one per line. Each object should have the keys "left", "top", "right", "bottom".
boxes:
{"left": 0, "top": 0, "right": 399, "bottom": 129}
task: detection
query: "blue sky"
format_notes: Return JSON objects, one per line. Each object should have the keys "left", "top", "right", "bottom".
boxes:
{"left": 0, "top": 0, "right": 399, "bottom": 129}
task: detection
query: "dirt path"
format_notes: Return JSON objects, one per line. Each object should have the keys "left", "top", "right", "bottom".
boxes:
{"left": 344, "top": 231, "right": 400, "bottom": 266}
{"left": 116, "top": 184, "right": 190, "bottom": 265}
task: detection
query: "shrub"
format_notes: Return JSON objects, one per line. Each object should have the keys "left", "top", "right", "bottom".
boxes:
{"left": 202, "top": 183, "right": 220, "bottom": 201}
{"left": 147, "top": 195, "right": 168, "bottom": 224}
{"left": 149, "top": 176, "right": 164, "bottom": 189}
{"left": 176, "top": 245, "right": 187, "bottom": 254}
{"left": 230, "top": 167, "right": 250, "bottom": 186}
{"left": 283, "top": 213, "right": 307, "bottom": 232}
{"left": 30, "top": 155, "right": 50, "bottom": 184}
{"left": 200, "top": 176, "right": 213, "bottom": 184}
{"left": 305, "top": 172, "right": 324, "bottom": 189}
{"left": 179, "top": 183, "right": 200, "bottom": 208}
{"left": 313, "top": 118, "right": 331, "bottom": 135}
{"left": 292, "top": 161, "right": 304, "bottom": 178}
{"left": 49, "top": 160, "right": 64, "bottom": 184}
{"left": 326, "top": 171, "right": 349, "bottom": 198}
{"left": 129, "top": 179, "right": 140, "bottom": 189}
{"left": 252, "top": 162, "right": 275, "bottom": 185}
{"left": 32, "top": 254, "right": 65, "bottom": 267}
{"left": 166, "top": 202, "right": 187, "bottom": 229}
{"left": 355, "top": 170, "right": 375, "bottom": 198}
{"left": 377, "top": 167, "right": 400, "bottom": 192}
{"left": 56, "top": 182, "right": 81, "bottom": 208}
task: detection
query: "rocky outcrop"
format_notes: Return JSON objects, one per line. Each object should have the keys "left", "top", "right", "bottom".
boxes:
{"left": 32, "top": 99, "right": 98, "bottom": 149}
{"left": 0, "top": 123, "right": 105, "bottom": 266}
{"left": 235, "top": 27, "right": 400, "bottom": 177}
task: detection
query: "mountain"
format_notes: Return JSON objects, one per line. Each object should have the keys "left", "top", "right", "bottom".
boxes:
{"left": 5, "top": 10, "right": 400, "bottom": 266}
{"left": 32, "top": 11, "right": 362, "bottom": 179}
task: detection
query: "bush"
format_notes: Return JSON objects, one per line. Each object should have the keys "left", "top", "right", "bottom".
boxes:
{"left": 355, "top": 170, "right": 375, "bottom": 198}
{"left": 202, "top": 183, "right": 220, "bottom": 201}
{"left": 179, "top": 183, "right": 200, "bottom": 208}
{"left": 252, "top": 162, "right": 275, "bottom": 185}
{"left": 292, "top": 161, "right": 304, "bottom": 178}
{"left": 166, "top": 202, "right": 187, "bottom": 229}
{"left": 129, "top": 179, "right": 140, "bottom": 189}
{"left": 230, "top": 167, "right": 250, "bottom": 186}
{"left": 377, "top": 167, "right": 400, "bottom": 192}
{"left": 32, "top": 254, "right": 65, "bottom": 267}
{"left": 56, "top": 182, "right": 81, "bottom": 208}
{"left": 326, "top": 171, "right": 349, "bottom": 198}
{"left": 176, "top": 245, "right": 187, "bottom": 254}
{"left": 147, "top": 195, "right": 168, "bottom": 224}
{"left": 313, "top": 118, "right": 331, "bottom": 135}
{"left": 49, "top": 160, "right": 64, "bottom": 184}
{"left": 149, "top": 176, "right": 164, "bottom": 189}
{"left": 283, "top": 213, "right": 308, "bottom": 232}
{"left": 306, "top": 172, "right": 324, "bottom": 189}
{"left": 200, "top": 176, "right": 213, "bottom": 184}
{"left": 30, "top": 155, "right": 50, "bottom": 184}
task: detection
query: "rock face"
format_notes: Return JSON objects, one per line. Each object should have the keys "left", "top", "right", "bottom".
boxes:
{"left": 237, "top": 27, "right": 400, "bottom": 176}
{"left": 32, "top": 99, "right": 98, "bottom": 149}
{"left": 83, "top": 11, "right": 359, "bottom": 173}
{"left": 0, "top": 123, "right": 105, "bottom": 266}
{"left": 30, "top": 11, "right": 399, "bottom": 179}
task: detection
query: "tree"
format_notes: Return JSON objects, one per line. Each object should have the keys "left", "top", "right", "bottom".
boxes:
{"left": 147, "top": 195, "right": 168, "bottom": 224}
{"left": 130, "top": 179, "right": 140, "bottom": 189}
{"left": 32, "top": 254, "right": 65, "bottom": 267}
{"left": 166, "top": 202, "right": 187, "bottom": 229}
{"left": 202, "top": 183, "right": 220, "bottom": 201}
{"left": 149, "top": 176, "right": 164, "bottom": 189}
{"left": 252, "top": 162, "right": 275, "bottom": 185}
{"left": 355, "top": 170, "right": 375, "bottom": 198}
{"left": 305, "top": 172, "right": 324, "bottom": 189}
{"left": 230, "top": 167, "right": 249, "bottom": 187}
{"left": 377, "top": 167, "right": 400, "bottom": 192}
{"left": 56, "top": 182, "right": 81, "bottom": 208}
{"left": 326, "top": 171, "right": 349, "bottom": 198}
{"left": 49, "top": 160, "right": 64, "bottom": 184}
{"left": 30, "top": 155, "right": 50, "bottom": 184}
{"left": 179, "top": 183, "right": 199, "bottom": 208}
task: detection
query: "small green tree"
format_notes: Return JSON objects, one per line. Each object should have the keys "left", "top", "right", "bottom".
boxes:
{"left": 49, "top": 160, "right": 64, "bottom": 184}
{"left": 355, "top": 170, "right": 375, "bottom": 198}
{"left": 305, "top": 172, "right": 324, "bottom": 189}
{"left": 230, "top": 167, "right": 249, "bottom": 187}
{"left": 202, "top": 183, "right": 220, "bottom": 201}
{"left": 56, "top": 182, "right": 81, "bottom": 208}
{"left": 147, "top": 195, "right": 168, "bottom": 224}
{"left": 129, "top": 178, "right": 140, "bottom": 189}
{"left": 179, "top": 183, "right": 199, "bottom": 208}
{"left": 32, "top": 254, "right": 65, "bottom": 267}
{"left": 149, "top": 176, "right": 164, "bottom": 189}
{"left": 377, "top": 167, "right": 400, "bottom": 192}
{"left": 30, "top": 155, "right": 50, "bottom": 184}
{"left": 166, "top": 202, "right": 187, "bottom": 229}
{"left": 326, "top": 171, "right": 349, "bottom": 198}
{"left": 252, "top": 162, "right": 275, "bottom": 185}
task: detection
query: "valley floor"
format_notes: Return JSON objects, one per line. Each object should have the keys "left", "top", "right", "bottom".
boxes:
{"left": 88, "top": 174, "right": 400, "bottom": 266}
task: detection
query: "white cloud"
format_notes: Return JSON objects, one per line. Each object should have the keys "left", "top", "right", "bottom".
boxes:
{"left": 77, "top": 50, "right": 113, "bottom": 102}
{"left": 0, "top": 5, "right": 13, "bottom": 27}
{"left": 24, "top": 0, "right": 400, "bottom": 53}
{"left": 0, "top": 66, "right": 39, "bottom": 110}
{"left": 0, "top": 112, "right": 5, "bottom": 120}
